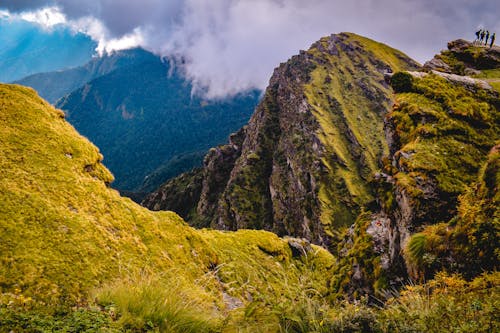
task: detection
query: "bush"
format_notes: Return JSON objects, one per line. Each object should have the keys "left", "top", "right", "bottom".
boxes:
{"left": 390, "top": 72, "right": 414, "bottom": 93}
{"left": 0, "top": 306, "right": 117, "bottom": 333}
{"left": 379, "top": 272, "right": 500, "bottom": 332}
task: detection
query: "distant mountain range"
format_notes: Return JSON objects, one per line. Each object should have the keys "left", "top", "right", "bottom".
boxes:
{"left": 15, "top": 48, "right": 157, "bottom": 103}
{"left": 0, "top": 19, "right": 95, "bottom": 82}
{"left": 16, "top": 48, "right": 260, "bottom": 193}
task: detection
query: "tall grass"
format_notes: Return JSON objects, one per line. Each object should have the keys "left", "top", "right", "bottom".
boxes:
{"left": 95, "top": 274, "right": 221, "bottom": 333}
{"left": 379, "top": 272, "right": 500, "bottom": 332}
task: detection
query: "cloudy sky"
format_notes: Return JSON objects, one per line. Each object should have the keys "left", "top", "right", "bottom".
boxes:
{"left": 1, "top": 0, "right": 498, "bottom": 97}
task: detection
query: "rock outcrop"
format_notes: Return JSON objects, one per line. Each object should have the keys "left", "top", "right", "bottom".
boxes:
{"left": 424, "top": 39, "right": 500, "bottom": 75}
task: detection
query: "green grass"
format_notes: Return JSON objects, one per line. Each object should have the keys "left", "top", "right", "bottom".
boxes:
{"left": 404, "top": 145, "right": 499, "bottom": 279}
{"left": 385, "top": 73, "right": 499, "bottom": 226}
{"left": 472, "top": 68, "right": 500, "bottom": 79}
{"left": 379, "top": 272, "right": 500, "bottom": 332}
{"left": 303, "top": 33, "right": 419, "bottom": 232}
{"left": 96, "top": 275, "right": 220, "bottom": 332}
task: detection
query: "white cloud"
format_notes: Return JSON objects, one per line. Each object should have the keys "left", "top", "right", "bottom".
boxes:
{"left": 19, "top": 6, "right": 66, "bottom": 28}
{"left": 1, "top": 0, "right": 500, "bottom": 97}
{"left": 69, "top": 15, "right": 144, "bottom": 54}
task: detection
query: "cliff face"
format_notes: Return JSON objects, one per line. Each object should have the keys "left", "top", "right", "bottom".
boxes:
{"left": 144, "top": 33, "right": 419, "bottom": 246}
{"left": 333, "top": 57, "right": 499, "bottom": 297}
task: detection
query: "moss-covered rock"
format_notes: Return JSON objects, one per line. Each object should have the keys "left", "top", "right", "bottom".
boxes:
{"left": 424, "top": 39, "right": 500, "bottom": 75}
{"left": 404, "top": 145, "right": 499, "bottom": 279}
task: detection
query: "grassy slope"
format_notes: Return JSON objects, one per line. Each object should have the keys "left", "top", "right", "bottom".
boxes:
{"left": 305, "top": 33, "right": 419, "bottom": 232}
{"left": 0, "top": 84, "right": 334, "bottom": 331}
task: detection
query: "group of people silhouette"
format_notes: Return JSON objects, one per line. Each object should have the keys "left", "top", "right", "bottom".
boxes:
{"left": 475, "top": 29, "right": 495, "bottom": 47}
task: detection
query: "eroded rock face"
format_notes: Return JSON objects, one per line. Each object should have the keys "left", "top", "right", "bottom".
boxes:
{"left": 145, "top": 33, "right": 419, "bottom": 247}
{"left": 216, "top": 48, "right": 322, "bottom": 239}
{"left": 197, "top": 128, "right": 247, "bottom": 227}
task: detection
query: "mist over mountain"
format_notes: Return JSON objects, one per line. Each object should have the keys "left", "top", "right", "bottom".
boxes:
{"left": 15, "top": 47, "right": 157, "bottom": 103}
{"left": 0, "top": 18, "right": 95, "bottom": 82}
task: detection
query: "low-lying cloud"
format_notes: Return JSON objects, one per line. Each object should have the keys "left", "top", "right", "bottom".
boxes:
{"left": 1, "top": 0, "right": 499, "bottom": 97}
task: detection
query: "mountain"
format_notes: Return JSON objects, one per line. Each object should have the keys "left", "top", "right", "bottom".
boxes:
{"left": 53, "top": 54, "right": 260, "bottom": 192}
{"left": 1, "top": 35, "right": 499, "bottom": 332}
{"left": 14, "top": 48, "right": 157, "bottom": 103}
{"left": 144, "top": 35, "right": 499, "bottom": 296}
{"left": 144, "top": 33, "right": 420, "bottom": 240}
{"left": 0, "top": 19, "right": 95, "bottom": 82}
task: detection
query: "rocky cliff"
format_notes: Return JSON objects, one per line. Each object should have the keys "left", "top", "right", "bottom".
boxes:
{"left": 333, "top": 43, "right": 499, "bottom": 296}
{"left": 144, "top": 33, "right": 420, "bottom": 247}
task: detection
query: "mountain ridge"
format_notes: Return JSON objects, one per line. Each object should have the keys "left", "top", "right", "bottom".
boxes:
{"left": 14, "top": 48, "right": 157, "bottom": 103}
{"left": 1, "top": 33, "right": 499, "bottom": 331}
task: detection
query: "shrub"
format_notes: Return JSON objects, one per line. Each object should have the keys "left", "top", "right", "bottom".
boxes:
{"left": 390, "top": 72, "right": 414, "bottom": 93}
{"left": 379, "top": 272, "right": 500, "bottom": 332}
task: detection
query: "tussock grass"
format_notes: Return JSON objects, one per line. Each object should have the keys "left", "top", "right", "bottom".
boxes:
{"left": 96, "top": 274, "right": 220, "bottom": 332}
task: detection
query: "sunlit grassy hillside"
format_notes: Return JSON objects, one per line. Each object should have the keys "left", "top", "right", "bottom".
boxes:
{"left": 0, "top": 83, "right": 334, "bottom": 331}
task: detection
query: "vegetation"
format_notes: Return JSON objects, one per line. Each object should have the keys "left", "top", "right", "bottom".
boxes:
{"left": 379, "top": 272, "right": 500, "bottom": 332}
{"left": 0, "top": 83, "right": 334, "bottom": 331}
{"left": 304, "top": 33, "right": 419, "bottom": 235}
{"left": 390, "top": 72, "right": 414, "bottom": 93}
{"left": 405, "top": 145, "right": 499, "bottom": 279}
{"left": 331, "top": 211, "right": 389, "bottom": 298}
{"left": 387, "top": 72, "right": 499, "bottom": 226}
{"left": 2, "top": 32, "right": 500, "bottom": 332}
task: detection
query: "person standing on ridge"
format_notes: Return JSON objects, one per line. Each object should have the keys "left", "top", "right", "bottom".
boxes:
{"left": 485, "top": 30, "right": 490, "bottom": 45}
{"left": 491, "top": 33, "right": 496, "bottom": 48}
{"left": 475, "top": 29, "right": 481, "bottom": 44}
{"left": 480, "top": 30, "right": 486, "bottom": 43}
